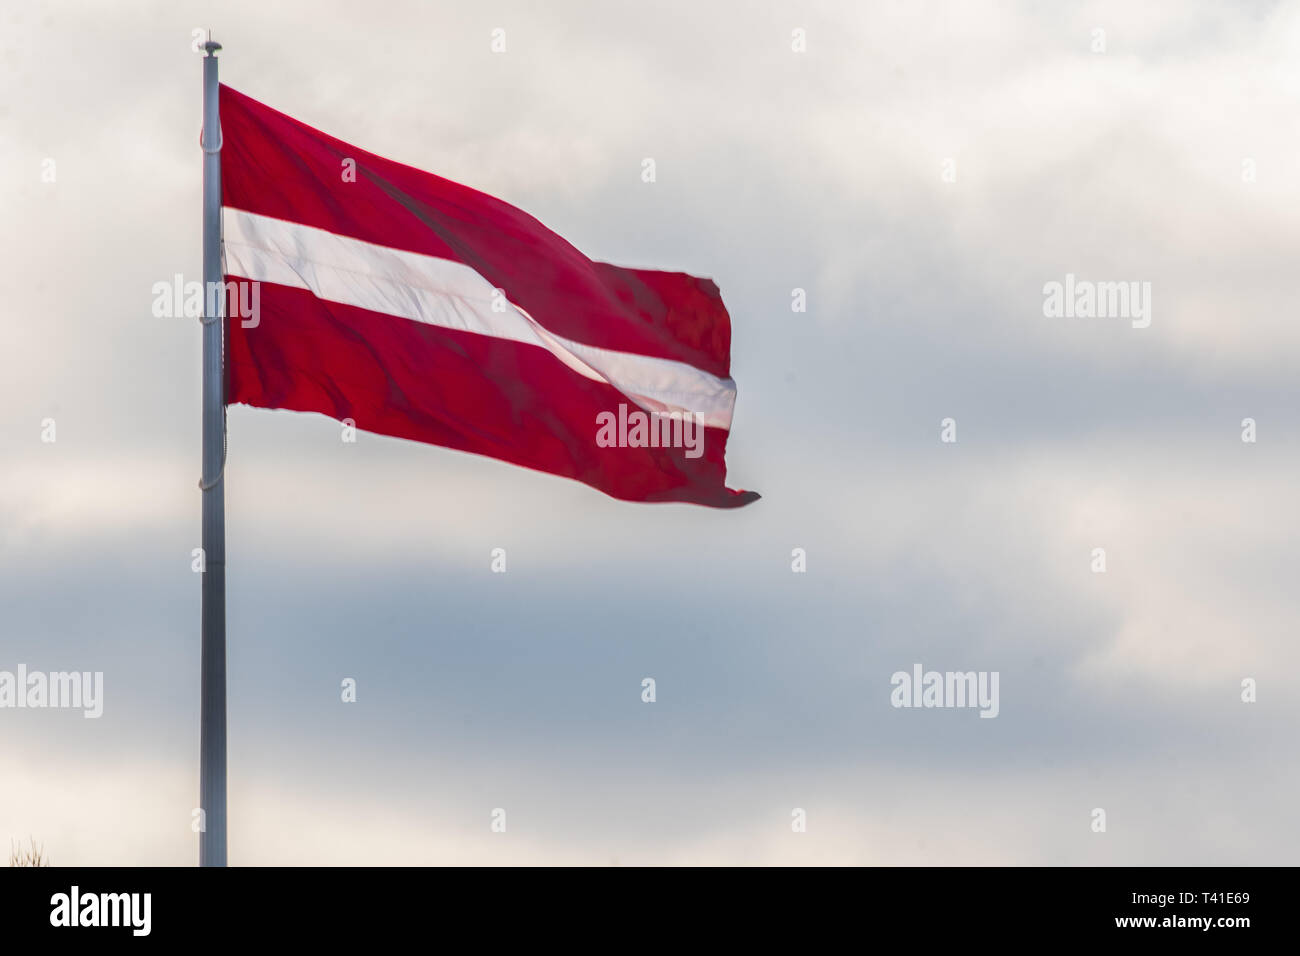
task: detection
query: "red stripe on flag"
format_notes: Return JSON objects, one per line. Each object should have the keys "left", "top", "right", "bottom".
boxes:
{"left": 225, "top": 282, "right": 759, "bottom": 508}
{"left": 219, "top": 85, "right": 734, "bottom": 380}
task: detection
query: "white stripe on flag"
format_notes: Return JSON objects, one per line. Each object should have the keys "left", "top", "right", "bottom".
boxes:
{"left": 222, "top": 208, "right": 737, "bottom": 429}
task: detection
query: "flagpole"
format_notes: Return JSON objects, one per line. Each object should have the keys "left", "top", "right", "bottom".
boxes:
{"left": 199, "top": 36, "right": 228, "bottom": 867}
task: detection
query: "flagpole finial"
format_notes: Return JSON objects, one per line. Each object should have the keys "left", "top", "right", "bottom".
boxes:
{"left": 204, "top": 38, "right": 222, "bottom": 55}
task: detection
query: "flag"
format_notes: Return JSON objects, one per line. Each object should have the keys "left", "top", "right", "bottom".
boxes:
{"left": 218, "top": 86, "right": 758, "bottom": 507}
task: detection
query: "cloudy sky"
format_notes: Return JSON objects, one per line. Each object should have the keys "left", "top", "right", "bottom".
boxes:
{"left": 2, "top": 0, "right": 1298, "bottom": 865}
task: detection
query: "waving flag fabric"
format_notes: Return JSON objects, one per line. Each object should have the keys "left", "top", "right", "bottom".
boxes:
{"left": 218, "top": 85, "right": 757, "bottom": 507}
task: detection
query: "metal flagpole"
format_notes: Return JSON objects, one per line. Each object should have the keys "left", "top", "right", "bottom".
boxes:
{"left": 199, "top": 36, "right": 228, "bottom": 867}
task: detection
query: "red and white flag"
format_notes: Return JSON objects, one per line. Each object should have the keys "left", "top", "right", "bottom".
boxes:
{"left": 218, "top": 86, "right": 758, "bottom": 507}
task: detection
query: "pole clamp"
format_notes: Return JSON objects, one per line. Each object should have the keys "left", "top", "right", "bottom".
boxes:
{"left": 201, "top": 123, "right": 223, "bottom": 154}
{"left": 199, "top": 425, "right": 228, "bottom": 491}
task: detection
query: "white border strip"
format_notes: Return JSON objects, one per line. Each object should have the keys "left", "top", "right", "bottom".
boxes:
{"left": 222, "top": 208, "right": 736, "bottom": 429}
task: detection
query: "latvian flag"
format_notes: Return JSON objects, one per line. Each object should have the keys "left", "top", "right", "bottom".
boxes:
{"left": 218, "top": 86, "right": 758, "bottom": 508}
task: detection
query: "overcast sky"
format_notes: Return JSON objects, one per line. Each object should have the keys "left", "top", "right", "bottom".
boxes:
{"left": 2, "top": 0, "right": 1298, "bottom": 865}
